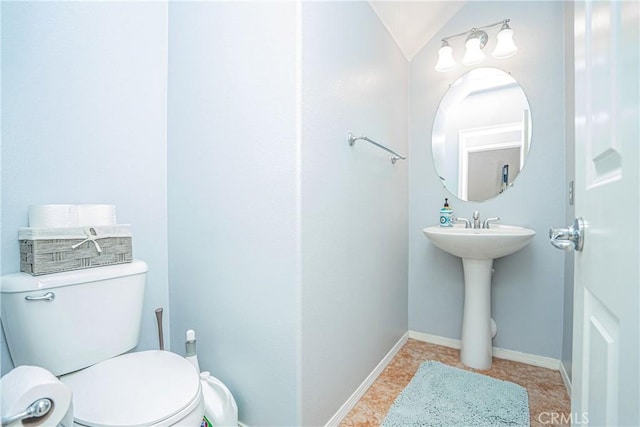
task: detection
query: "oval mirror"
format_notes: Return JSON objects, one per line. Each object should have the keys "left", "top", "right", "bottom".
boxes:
{"left": 432, "top": 67, "right": 532, "bottom": 202}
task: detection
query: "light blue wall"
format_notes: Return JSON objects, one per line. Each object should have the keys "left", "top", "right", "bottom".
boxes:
{"left": 1, "top": 1, "right": 568, "bottom": 422}
{"left": 409, "top": 1, "right": 567, "bottom": 358}
{"left": 168, "top": 3, "right": 408, "bottom": 425}
{"left": 1, "top": 3, "right": 407, "bottom": 424}
{"left": 167, "top": 3, "right": 299, "bottom": 425}
{"left": 562, "top": 1, "right": 575, "bottom": 380}
{"left": 1, "top": 2, "right": 170, "bottom": 374}
{"left": 301, "top": 2, "right": 408, "bottom": 425}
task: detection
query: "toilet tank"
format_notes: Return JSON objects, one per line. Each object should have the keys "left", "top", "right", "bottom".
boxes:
{"left": 1, "top": 260, "right": 147, "bottom": 376}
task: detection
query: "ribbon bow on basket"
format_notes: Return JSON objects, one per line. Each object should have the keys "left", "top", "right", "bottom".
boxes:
{"left": 71, "top": 227, "right": 104, "bottom": 253}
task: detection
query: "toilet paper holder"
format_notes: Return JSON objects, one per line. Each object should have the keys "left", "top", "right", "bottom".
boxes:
{"left": 1, "top": 398, "right": 52, "bottom": 426}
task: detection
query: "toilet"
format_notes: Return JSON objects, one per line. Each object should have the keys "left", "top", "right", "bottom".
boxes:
{"left": 0, "top": 260, "right": 204, "bottom": 426}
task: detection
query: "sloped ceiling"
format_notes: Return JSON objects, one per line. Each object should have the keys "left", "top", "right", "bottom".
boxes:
{"left": 369, "top": 1, "right": 466, "bottom": 60}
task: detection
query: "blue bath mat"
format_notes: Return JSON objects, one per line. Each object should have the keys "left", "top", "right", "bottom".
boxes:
{"left": 381, "top": 361, "right": 530, "bottom": 427}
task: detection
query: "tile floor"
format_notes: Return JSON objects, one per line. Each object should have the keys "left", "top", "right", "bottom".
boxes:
{"left": 340, "top": 339, "right": 571, "bottom": 427}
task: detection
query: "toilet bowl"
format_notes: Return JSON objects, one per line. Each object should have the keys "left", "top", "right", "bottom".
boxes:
{"left": 0, "top": 261, "right": 204, "bottom": 427}
{"left": 61, "top": 351, "right": 203, "bottom": 427}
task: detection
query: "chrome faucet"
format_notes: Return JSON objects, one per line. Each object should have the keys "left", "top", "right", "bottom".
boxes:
{"left": 457, "top": 212, "right": 500, "bottom": 229}
{"left": 454, "top": 217, "right": 472, "bottom": 228}
{"left": 473, "top": 211, "right": 481, "bottom": 229}
{"left": 483, "top": 217, "right": 501, "bottom": 229}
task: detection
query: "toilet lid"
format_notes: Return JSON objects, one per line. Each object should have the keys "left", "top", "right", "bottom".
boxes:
{"left": 61, "top": 350, "right": 201, "bottom": 427}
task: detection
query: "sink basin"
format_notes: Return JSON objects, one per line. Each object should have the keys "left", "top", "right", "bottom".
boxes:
{"left": 422, "top": 225, "right": 536, "bottom": 260}
{"left": 422, "top": 224, "right": 535, "bottom": 370}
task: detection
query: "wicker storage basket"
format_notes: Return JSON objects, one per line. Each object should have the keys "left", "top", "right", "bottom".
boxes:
{"left": 19, "top": 225, "right": 132, "bottom": 276}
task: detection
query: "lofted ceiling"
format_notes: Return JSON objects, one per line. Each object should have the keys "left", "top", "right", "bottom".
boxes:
{"left": 368, "top": 1, "right": 466, "bottom": 60}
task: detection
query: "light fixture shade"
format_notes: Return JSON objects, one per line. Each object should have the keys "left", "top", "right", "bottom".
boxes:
{"left": 462, "top": 37, "right": 485, "bottom": 66}
{"left": 492, "top": 26, "right": 518, "bottom": 58}
{"left": 435, "top": 43, "right": 456, "bottom": 72}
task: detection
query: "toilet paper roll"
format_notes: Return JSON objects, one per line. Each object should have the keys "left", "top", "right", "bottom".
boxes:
{"left": 77, "top": 204, "right": 117, "bottom": 226}
{"left": 28, "top": 205, "right": 79, "bottom": 228}
{"left": 1, "top": 365, "right": 72, "bottom": 427}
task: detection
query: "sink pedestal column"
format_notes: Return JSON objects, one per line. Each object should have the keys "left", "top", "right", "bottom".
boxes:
{"left": 460, "top": 258, "right": 493, "bottom": 370}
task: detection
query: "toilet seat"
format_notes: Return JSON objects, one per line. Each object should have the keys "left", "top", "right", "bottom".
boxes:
{"left": 60, "top": 350, "right": 202, "bottom": 427}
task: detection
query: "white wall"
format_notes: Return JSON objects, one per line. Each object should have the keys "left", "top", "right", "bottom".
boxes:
{"left": 1, "top": 2, "right": 169, "bottom": 374}
{"left": 301, "top": 2, "right": 408, "bottom": 425}
{"left": 409, "top": 1, "right": 567, "bottom": 358}
{"left": 167, "top": 3, "right": 300, "bottom": 425}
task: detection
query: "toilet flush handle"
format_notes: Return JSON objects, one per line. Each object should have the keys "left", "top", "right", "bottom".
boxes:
{"left": 25, "top": 292, "right": 55, "bottom": 302}
{"left": 1, "top": 398, "right": 52, "bottom": 426}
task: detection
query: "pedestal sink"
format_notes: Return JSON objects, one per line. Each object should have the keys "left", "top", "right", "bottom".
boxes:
{"left": 423, "top": 224, "right": 535, "bottom": 369}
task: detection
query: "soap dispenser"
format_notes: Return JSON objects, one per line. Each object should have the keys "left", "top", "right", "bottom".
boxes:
{"left": 440, "top": 198, "right": 453, "bottom": 227}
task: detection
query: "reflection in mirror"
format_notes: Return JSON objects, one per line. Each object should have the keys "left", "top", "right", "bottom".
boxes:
{"left": 432, "top": 67, "right": 532, "bottom": 202}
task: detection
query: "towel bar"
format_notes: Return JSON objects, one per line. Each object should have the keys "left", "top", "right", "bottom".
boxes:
{"left": 347, "top": 133, "right": 406, "bottom": 164}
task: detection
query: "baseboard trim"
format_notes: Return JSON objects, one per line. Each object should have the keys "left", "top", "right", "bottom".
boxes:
{"left": 409, "top": 330, "right": 461, "bottom": 349}
{"left": 559, "top": 361, "right": 572, "bottom": 397}
{"left": 325, "top": 332, "right": 409, "bottom": 427}
{"left": 408, "top": 330, "right": 561, "bottom": 370}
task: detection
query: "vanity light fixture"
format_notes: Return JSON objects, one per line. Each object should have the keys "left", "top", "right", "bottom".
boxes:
{"left": 462, "top": 30, "right": 488, "bottom": 66}
{"left": 492, "top": 21, "right": 518, "bottom": 59}
{"left": 435, "top": 40, "right": 456, "bottom": 72}
{"left": 435, "top": 19, "right": 517, "bottom": 72}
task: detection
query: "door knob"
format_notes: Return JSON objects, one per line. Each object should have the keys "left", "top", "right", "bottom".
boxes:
{"left": 549, "top": 218, "right": 584, "bottom": 251}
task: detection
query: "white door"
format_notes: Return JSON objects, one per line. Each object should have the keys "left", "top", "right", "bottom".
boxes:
{"left": 572, "top": 1, "right": 639, "bottom": 425}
